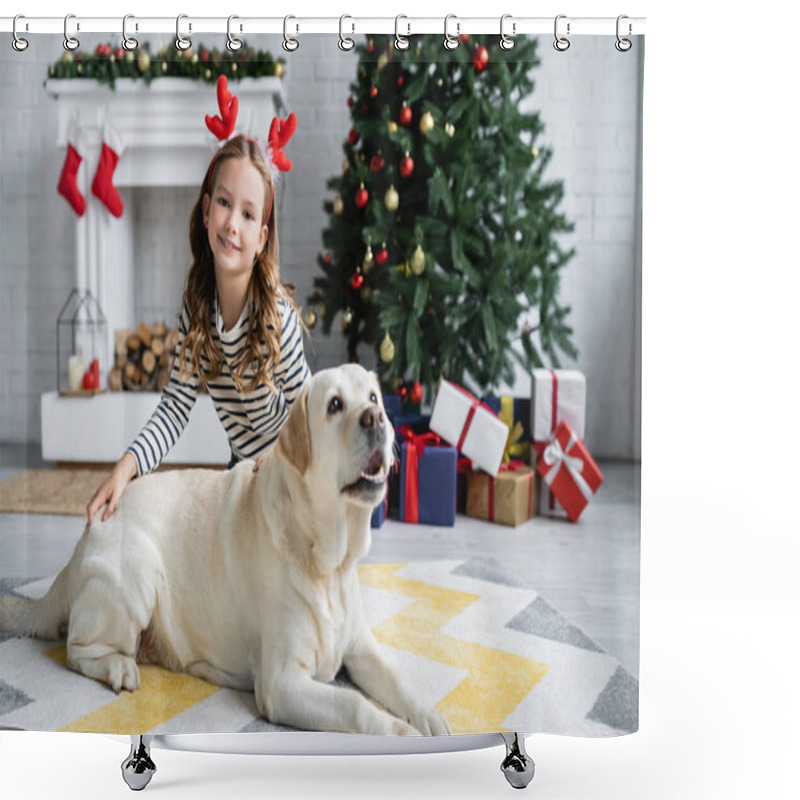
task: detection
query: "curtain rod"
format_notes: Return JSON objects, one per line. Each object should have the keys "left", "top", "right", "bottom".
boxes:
{"left": 2, "top": 15, "right": 646, "bottom": 40}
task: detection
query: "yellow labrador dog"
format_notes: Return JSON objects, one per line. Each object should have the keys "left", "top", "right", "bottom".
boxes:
{"left": 0, "top": 364, "right": 450, "bottom": 737}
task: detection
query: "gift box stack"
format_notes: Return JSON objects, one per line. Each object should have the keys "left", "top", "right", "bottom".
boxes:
{"left": 371, "top": 370, "right": 603, "bottom": 529}
{"left": 531, "top": 369, "right": 603, "bottom": 522}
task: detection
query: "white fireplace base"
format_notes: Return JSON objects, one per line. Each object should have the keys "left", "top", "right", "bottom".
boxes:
{"left": 41, "top": 392, "right": 229, "bottom": 465}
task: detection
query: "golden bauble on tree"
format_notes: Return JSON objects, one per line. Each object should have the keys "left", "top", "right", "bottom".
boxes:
{"left": 380, "top": 331, "right": 395, "bottom": 364}
{"left": 411, "top": 245, "right": 426, "bottom": 275}
{"left": 303, "top": 308, "right": 317, "bottom": 329}
{"left": 274, "top": 61, "right": 285, "bottom": 78}
{"left": 333, "top": 193, "right": 344, "bottom": 215}
{"left": 342, "top": 308, "right": 353, "bottom": 330}
{"left": 137, "top": 49, "right": 151, "bottom": 72}
{"left": 384, "top": 185, "right": 399, "bottom": 212}
{"left": 360, "top": 286, "right": 373, "bottom": 303}
{"left": 362, "top": 244, "right": 374, "bottom": 273}
{"left": 420, "top": 111, "right": 435, "bottom": 134}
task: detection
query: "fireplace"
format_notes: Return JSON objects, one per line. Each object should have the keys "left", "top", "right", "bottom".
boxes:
{"left": 41, "top": 77, "right": 285, "bottom": 465}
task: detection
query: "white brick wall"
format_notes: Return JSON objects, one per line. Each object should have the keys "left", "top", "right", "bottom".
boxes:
{"left": 0, "top": 34, "right": 642, "bottom": 458}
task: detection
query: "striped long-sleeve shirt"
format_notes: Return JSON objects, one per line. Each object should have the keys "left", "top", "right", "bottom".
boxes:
{"left": 127, "top": 296, "right": 310, "bottom": 476}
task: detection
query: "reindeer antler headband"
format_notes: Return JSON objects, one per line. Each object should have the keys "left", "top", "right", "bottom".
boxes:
{"left": 204, "top": 75, "right": 297, "bottom": 223}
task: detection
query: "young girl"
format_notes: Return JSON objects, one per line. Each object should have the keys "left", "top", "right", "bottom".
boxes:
{"left": 87, "top": 79, "right": 309, "bottom": 523}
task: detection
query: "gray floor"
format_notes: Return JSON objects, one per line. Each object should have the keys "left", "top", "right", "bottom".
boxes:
{"left": 0, "top": 443, "right": 640, "bottom": 678}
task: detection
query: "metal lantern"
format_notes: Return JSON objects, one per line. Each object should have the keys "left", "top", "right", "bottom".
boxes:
{"left": 56, "top": 289, "right": 108, "bottom": 395}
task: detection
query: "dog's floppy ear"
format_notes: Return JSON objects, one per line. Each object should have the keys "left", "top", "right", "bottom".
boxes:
{"left": 276, "top": 384, "right": 311, "bottom": 476}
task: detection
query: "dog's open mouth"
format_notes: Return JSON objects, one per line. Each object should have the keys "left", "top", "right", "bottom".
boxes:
{"left": 343, "top": 450, "right": 387, "bottom": 494}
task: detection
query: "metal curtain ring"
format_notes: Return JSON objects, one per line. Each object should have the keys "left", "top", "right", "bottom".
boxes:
{"left": 444, "top": 14, "right": 460, "bottom": 51}
{"left": 553, "top": 14, "right": 570, "bottom": 52}
{"left": 227, "top": 15, "right": 242, "bottom": 52}
{"left": 122, "top": 14, "right": 138, "bottom": 51}
{"left": 63, "top": 14, "right": 80, "bottom": 52}
{"left": 12, "top": 14, "right": 29, "bottom": 52}
{"left": 395, "top": 15, "right": 410, "bottom": 51}
{"left": 616, "top": 15, "right": 632, "bottom": 52}
{"left": 500, "top": 14, "right": 516, "bottom": 50}
{"left": 283, "top": 16, "right": 299, "bottom": 52}
{"left": 175, "top": 14, "right": 192, "bottom": 51}
{"left": 338, "top": 15, "right": 354, "bottom": 51}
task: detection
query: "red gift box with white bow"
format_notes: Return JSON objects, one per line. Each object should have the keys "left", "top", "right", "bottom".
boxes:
{"left": 536, "top": 419, "right": 603, "bottom": 523}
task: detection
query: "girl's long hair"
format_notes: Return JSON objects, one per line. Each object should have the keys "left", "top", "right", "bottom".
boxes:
{"left": 180, "top": 135, "right": 300, "bottom": 394}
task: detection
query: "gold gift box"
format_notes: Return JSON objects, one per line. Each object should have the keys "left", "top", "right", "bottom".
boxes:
{"left": 466, "top": 466, "right": 539, "bottom": 528}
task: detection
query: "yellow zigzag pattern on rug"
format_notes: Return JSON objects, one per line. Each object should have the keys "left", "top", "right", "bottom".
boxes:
{"left": 358, "top": 563, "right": 550, "bottom": 734}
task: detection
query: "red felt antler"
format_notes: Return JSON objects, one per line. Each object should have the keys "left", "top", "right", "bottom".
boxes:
{"left": 205, "top": 75, "right": 238, "bottom": 141}
{"left": 268, "top": 113, "right": 297, "bottom": 173}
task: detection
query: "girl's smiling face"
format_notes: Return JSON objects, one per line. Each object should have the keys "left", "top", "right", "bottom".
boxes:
{"left": 203, "top": 156, "right": 270, "bottom": 282}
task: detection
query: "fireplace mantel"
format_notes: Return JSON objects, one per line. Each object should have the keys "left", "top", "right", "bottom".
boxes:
{"left": 42, "top": 77, "right": 286, "bottom": 464}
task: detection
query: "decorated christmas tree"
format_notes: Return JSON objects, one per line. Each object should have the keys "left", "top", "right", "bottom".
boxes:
{"left": 309, "top": 34, "right": 576, "bottom": 401}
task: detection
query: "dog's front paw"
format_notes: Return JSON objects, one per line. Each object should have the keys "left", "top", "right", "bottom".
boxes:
{"left": 391, "top": 719, "right": 421, "bottom": 736}
{"left": 107, "top": 654, "right": 141, "bottom": 694}
{"left": 409, "top": 707, "right": 451, "bottom": 736}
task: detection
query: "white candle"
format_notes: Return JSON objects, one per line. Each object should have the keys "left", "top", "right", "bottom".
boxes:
{"left": 68, "top": 355, "right": 84, "bottom": 391}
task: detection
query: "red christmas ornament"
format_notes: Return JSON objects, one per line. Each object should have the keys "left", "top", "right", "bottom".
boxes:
{"left": 367, "top": 39, "right": 374, "bottom": 54}
{"left": 473, "top": 46, "right": 489, "bottom": 73}
{"left": 355, "top": 184, "right": 369, "bottom": 209}
{"left": 460, "top": 33, "right": 470, "bottom": 42}
{"left": 400, "top": 154, "right": 414, "bottom": 178}
{"left": 375, "top": 246, "right": 389, "bottom": 265}
{"left": 325, "top": 252, "right": 332, "bottom": 263}
{"left": 350, "top": 271, "right": 365, "bottom": 290}
{"left": 399, "top": 103, "right": 412, "bottom": 126}
{"left": 348, "top": 128, "right": 359, "bottom": 146}
{"left": 370, "top": 85, "right": 378, "bottom": 99}
{"left": 200, "top": 48, "right": 209, "bottom": 61}
{"left": 347, "top": 95, "right": 353, "bottom": 108}
{"left": 361, "top": 104, "right": 369, "bottom": 114}
{"left": 409, "top": 381, "right": 423, "bottom": 405}
{"left": 115, "top": 48, "right": 124, "bottom": 60}
{"left": 397, "top": 76, "right": 404, "bottom": 88}
{"left": 398, "top": 385, "right": 408, "bottom": 400}
{"left": 370, "top": 154, "right": 386, "bottom": 173}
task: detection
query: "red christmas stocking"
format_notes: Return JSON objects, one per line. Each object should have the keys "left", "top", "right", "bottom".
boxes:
{"left": 57, "top": 117, "right": 86, "bottom": 216}
{"left": 91, "top": 120, "right": 124, "bottom": 218}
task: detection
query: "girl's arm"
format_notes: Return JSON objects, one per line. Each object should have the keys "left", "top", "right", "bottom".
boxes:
{"left": 126, "top": 303, "right": 200, "bottom": 476}
{"left": 86, "top": 304, "right": 200, "bottom": 522}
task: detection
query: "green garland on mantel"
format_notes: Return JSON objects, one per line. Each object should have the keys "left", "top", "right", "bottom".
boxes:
{"left": 47, "top": 40, "right": 285, "bottom": 89}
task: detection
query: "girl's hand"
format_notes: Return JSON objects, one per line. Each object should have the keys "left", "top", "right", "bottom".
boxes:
{"left": 87, "top": 452, "right": 138, "bottom": 524}
{"left": 253, "top": 453, "right": 268, "bottom": 473}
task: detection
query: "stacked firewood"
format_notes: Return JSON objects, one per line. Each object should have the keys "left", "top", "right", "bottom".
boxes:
{"left": 109, "top": 322, "right": 179, "bottom": 392}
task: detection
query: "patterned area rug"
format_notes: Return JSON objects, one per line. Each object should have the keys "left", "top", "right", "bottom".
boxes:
{"left": 0, "top": 560, "right": 638, "bottom": 737}
{"left": 0, "top": 469, "right": 105, "bottom": 516}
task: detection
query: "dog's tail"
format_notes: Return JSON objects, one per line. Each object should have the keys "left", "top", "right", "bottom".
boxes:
{"left": 0, "top": 567, "right": 70, "bottom": 640}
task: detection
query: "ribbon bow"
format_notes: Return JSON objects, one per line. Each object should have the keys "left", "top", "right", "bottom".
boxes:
{"left": 541, "top": 431, "right": 593, "bottom": 503}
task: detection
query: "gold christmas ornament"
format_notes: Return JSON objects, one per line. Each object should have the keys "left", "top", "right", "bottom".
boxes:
{"left": 531, "top": 145, "right": 540, "bottom": 158}
{"left": 411, "top": 245, "right": 426, "bottom": 275}
{"left": 304, "top": 308, "right": 318, "bottom": 329}
{"left": 318, "top": 302, "right": 326, "bottom": 319}
{"left": 420, "top": 111, "right": 435, "bottom": 134}
{"left": 384, "top": 185, "right": 399, "bottom": 212}
{"left": 390, "top": 376, "right": 403, "bottom": 392}
{"left": 333, "top": 193, "right": 344, "bottom": 215}
{"left": 360, "top": 286, "right": 373, "bottom": 303}
{"left": 342, "top": 158, "right": 350, "bottom": 177}
{"left": 275, "top": 61, "right": 285, "bottom": 78}
{"left": 388, "top": 121, "right": 398, "bottom": 135}
{"left": 362, "top": 244, "right": 374, "bottom": 273}
{"left": 445, "top": 122, "right": 456, "bottom": 137}
{"left": 380, "top": 330, "right": 395, "bottom": 363}
{"left": 137, "top": 49, "right": 151, "bottom": 72}
{"left": 377, "top": 53, "right": 389, "bottom": 71}
{"left": 343, "top": 308, "right": 353, "bottom": 330}
{"left": 62, "top": 50, "right": 74, "bottom": 64}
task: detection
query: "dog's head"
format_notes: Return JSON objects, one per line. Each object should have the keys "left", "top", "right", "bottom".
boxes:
{"left": 276, "top": 364, "right": 394, "bottom": 511}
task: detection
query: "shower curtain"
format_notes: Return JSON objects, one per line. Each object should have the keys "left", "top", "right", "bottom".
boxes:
{"left": 0, "top": 26, "right": 641, "bottom": 741}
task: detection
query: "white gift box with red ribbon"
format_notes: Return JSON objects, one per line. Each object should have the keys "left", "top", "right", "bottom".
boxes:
{"left": 430, "top": 380, "right": 508, "bottom": 477}
{"left": 531, "top": 369, "right": 587, "bottom": 515}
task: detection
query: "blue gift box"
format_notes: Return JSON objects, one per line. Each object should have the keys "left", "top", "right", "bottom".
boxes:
{"left": 392, "top": 414, "right": 431, "bottom": 441}
{"left": 371, "top": 494, "right": 388, "bottom": 528}
{"left": 398, "top": 441, "right": 457, "bottom": 527}
{"left": 481, "top": 395, "right": 532, "bottom": 441}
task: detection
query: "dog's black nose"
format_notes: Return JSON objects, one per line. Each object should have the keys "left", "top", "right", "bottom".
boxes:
{"left": 360, "top": 405, "right": 384, "bottom": 431}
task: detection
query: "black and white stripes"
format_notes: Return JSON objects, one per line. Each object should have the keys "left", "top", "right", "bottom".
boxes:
{"left": 127, "top": 297, "right": 309, "bottom": 476}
